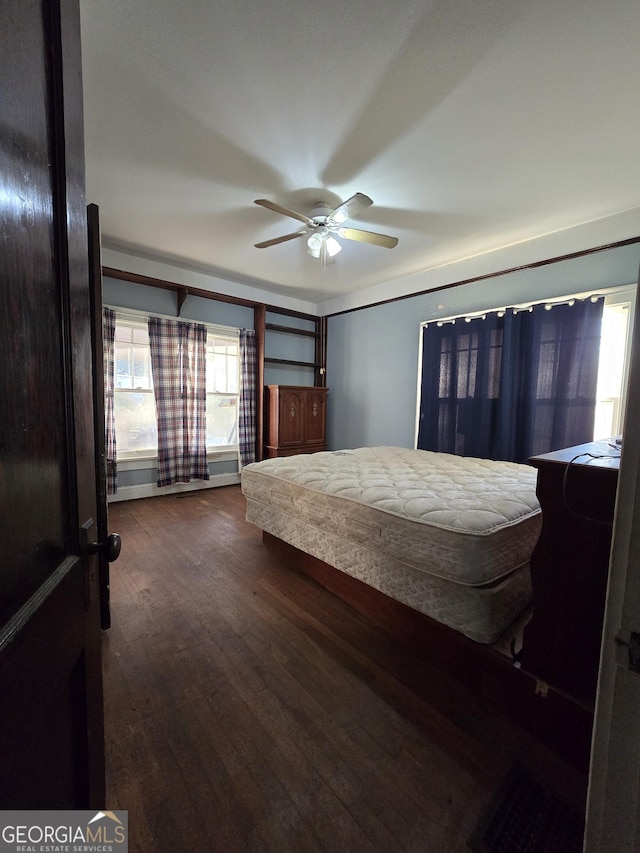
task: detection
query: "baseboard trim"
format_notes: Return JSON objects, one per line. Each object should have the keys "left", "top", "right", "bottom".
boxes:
{"left": 108, "top": 472, "right": 240, "bottom": 502}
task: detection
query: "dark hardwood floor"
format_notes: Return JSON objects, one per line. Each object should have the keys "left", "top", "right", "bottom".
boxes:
{"left": 104, "top": 485, "right": 587, "bottom": 852}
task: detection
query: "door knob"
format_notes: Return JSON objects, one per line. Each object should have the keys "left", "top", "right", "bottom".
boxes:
{"left": 89, "top": 532, "right": 121, "bottom": 562}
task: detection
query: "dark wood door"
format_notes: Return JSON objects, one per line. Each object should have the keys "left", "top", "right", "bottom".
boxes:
{"left": 0, "top": 0, "right": 106, "bottom": 807}
{"left": 88, "top": 203, "right": 113, "bottom": 631}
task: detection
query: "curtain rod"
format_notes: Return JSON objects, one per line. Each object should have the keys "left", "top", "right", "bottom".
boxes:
{"left": 105, "top": 304, "right": 239, "bottom": 338}
{"left": 421, "top": 284, "right": 634, "bottom": 328}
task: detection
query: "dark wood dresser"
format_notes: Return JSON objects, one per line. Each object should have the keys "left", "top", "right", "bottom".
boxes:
{"left": 264, "top": 385, "right": 328, "bottom": 458}
{"left": 521, "top": 439, "right": 621, "bottom": 706}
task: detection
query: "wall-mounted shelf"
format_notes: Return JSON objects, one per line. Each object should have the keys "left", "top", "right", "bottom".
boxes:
{"left": 264, "top": 314, "right": 326, "bottom": 389}
{"left": 265, "top": 322, "right": 319, "bottom": 338}
{"left": 264, "top": 357, "right": 317, "bottom": 369}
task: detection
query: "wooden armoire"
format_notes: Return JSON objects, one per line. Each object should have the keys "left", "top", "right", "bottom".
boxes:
{"left": 264, "top": 385, "right": 328, "bottom": 458}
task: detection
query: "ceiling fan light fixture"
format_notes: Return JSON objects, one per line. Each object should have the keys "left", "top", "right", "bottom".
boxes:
{"left": 307, "top": 230, "right": 324, "bottom": 254}
{"left": 325, "top": 235, "right": 342, "bottom": 256}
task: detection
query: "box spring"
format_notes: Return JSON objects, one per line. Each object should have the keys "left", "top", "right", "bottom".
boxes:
{"left": 242, "top": 447, "right": 541, "bottom": 644}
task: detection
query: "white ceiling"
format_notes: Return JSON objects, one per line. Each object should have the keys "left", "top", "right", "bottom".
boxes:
{"left": 79, "top": 0, "right": 640, "bottom": 306}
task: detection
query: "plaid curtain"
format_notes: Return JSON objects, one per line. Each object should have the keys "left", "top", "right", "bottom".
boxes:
{"left": 148, "top": 317, "right": 210, "bottom": 487}
{"left": 102, "top": 307, "right": 118, "bottom": 495}
{"left": 239, "top": 329, "right": 256, "bottom": 468}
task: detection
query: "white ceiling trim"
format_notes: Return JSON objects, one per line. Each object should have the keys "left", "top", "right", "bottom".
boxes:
{"left": 322, "top": 207, "right": 640, "bottom": 315}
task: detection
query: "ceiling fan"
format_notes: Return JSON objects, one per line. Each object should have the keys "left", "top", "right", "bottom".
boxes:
{"left": 253, "top": 193, "right": 398, "bottom": 259}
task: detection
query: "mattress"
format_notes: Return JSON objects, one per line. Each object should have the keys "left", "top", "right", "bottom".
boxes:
{"left": 241, "top": 446, "right": 542, "bottom": 643}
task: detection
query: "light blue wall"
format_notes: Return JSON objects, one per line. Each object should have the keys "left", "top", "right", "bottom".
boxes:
{"left": 264, "top": 311, "right": 317, "bottom": 386}
{"left": 264, "top": 363, "right": 316, "bottom": 386}
{"left": 103, "top": 277, "right": 254, "bottom": 329}
{"left": 326, "top": 243, "right": 640, "bottom": 451}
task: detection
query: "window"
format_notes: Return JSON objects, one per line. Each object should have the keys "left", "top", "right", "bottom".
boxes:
{"left": 206, "top": 335, "right": 239, "bottom": 447}
{"left": 416, "top": 287, "right": 637, "bottom": 457}
{"left": 112, "top": 312, "right": 240, "bottom": 459}
{"left": 114, "top": 320, "right": 157, "bottom": 456}
{"left": 593, "top": 293, "right": 635, "bottom": 440}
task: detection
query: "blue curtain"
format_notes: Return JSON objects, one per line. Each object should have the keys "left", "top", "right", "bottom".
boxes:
{"left": 417, "top": 312, "right": 504, "bottom": 458}
{"left": 417, "top": 297, "right": 604, "bottom": 463}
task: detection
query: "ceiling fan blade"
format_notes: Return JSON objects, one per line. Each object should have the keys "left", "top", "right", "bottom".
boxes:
{"left": 337, "top": 227, "right": 398, "bottom": 249}
{"left": 254, "top": 198, "right": 314, "bottom": 227}
{"left": 328, "top": 193, "right": 373, "bottom": 224}
{"left": 254, "top": 230, "right": 307, "bottom": 249}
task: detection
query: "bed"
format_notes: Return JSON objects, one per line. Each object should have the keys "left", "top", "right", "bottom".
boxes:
{"left": 241, "top": 446, "right": 541, "bottom": 644}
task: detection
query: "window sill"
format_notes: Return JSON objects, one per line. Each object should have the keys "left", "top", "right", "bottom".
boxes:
{"left": 117, "top": 448, "right": 239, "bottom": 471}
